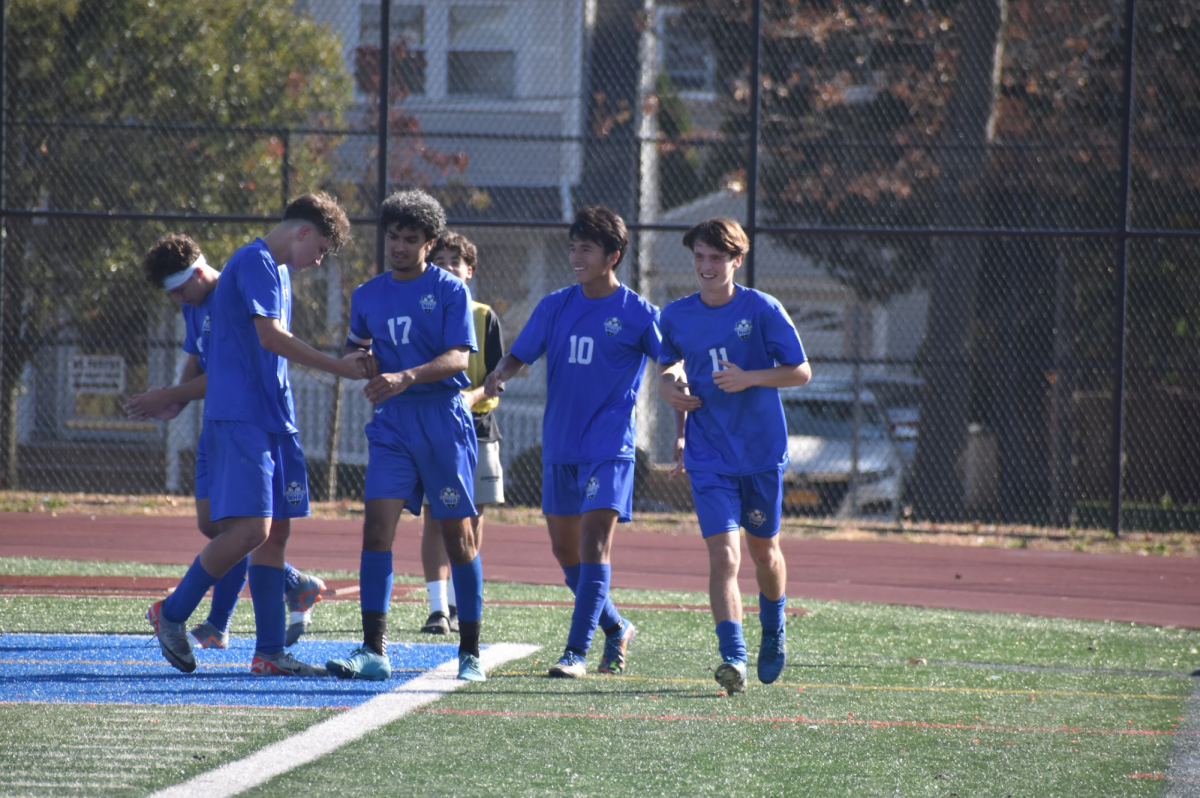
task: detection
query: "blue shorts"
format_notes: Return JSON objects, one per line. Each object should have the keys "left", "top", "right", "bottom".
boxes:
{"left": 203, "top": 420, "right": 310, "bottom": 522}
{"left": 193, "top": 424, "right": 209, "bottom": 501}
{"left": 688, "top": 467, "right": 783, "bottom": 539}
{"left": 542, "top": 460, "right": 634, "bottom": 523}
{"left": 364, "top": 396, "right": 478, "bottom": 519}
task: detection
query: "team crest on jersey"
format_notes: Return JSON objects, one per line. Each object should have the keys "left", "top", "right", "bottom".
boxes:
{"left": 420, "top": 294, "right": 437, "bottom": 314}
{"left": 735, "top": 319, "right": 752, "bottom": 340}
{"left": 604, "top": 317, "right": 622, "bottom": 337}
{"left": 285, "top": 480, "right": 306, "bottom": 507}
{"left": 440, "top": 487, "right": 461, "bottom": 508}
{"left": 202, "top": 315, "right": 211, "bottom": 336}
{"left": 585, "top": 477, "right": 600, "bottom": 500}
{"left": 747, "top": 508, "right": 766, "bottom": 528}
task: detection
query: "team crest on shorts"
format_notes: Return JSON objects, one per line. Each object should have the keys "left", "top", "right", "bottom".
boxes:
{"left": 604, "top": 317, "right": 622, "bottom": 336}
{"left": 585, "top": 477, "right": 600, "bottom": 500}
{"left": 420, "top": 294, "right": 437, "bottom": 313}
{"left": 440, "top": 486, "right": 461, "bottom": 508}
{"left": 285, "top": 480, "right": 306, "bottom": 507}
{"left": 202, "top": 314, "right": 211, "bottom": 336}
{"left": 747, "top": 508, "right": 766, "bottom": 528}
{"left": 735, "top": 319, "right": 753, "bottom": 340}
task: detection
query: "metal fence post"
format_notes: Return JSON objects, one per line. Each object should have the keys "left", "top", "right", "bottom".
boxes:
{"left": 744, "top": 0, "right": 762, "bottom": 289}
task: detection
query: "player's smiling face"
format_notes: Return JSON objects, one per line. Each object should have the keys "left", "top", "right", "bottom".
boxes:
{"left": 692, "top": 240, "right": 742, "bottom": 293}
{"left": 386, "top": 223, "right": 434, "bottom": 280}
{"left": 569, "top": 236, "right": 620, "bottom": 295}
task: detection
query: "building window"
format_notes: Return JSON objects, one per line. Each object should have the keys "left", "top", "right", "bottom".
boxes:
{"left": 656, "top": 7, "right": 715, "bottom": 96}
{"left": 448, "top": 4, "right": 516, "bottom": 98}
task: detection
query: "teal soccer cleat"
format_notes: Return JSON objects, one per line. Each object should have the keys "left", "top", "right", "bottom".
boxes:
{"left": 458, "top": 652, "right": 486, "bottom": 682}
{"left": 326, "top": 646, "right": 392, "bottom": 681}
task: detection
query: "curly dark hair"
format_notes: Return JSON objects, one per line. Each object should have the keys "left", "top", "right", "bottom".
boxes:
{"left": 142, "top": 234, "right": 202, "bottom": 288}
{"left": 283, "top": 192, "right": 352, "bottom": 250}
{"left": 682, "top": 217, "right": 750, "bottom": 258}
{"left": 569, "top": 205, "right": 628, "bottom": 267}
{"left": 430, "top": 231, "right": 478, "bottom": 269}
{"left": 379, "top": 189, "right": 446, "bottom": 242}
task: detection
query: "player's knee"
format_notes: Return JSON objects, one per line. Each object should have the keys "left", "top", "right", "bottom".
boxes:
{"left": 708, "top": 543, "right": 740, "bottom": 576}
{"left": 747, "top": 537, "right": 782, "bottom": 568}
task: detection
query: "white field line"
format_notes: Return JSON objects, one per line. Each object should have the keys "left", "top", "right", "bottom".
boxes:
{"left": 147, "top": 643, "right": 540, "bottom": 798}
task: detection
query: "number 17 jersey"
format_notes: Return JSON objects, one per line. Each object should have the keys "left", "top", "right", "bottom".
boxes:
{"left": 510, "top": 284, "right": 661, "bottom": 464}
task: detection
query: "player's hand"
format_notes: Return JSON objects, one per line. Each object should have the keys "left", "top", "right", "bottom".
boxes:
{"left": 123, "top": 387, "right": 170, "bottom": 420}
{"left": 364, "top": 371, "right": 413, "bottom": 403}
{"left": 668, "top": 437, "right": 687, "bottom": 479}
{"left": 342, "top": 350, "right": 376, "bottom": 380}
{"left": 713, "top": 361, "right": 754, "bottom": 393}
{"left": 658, "top": 375, "right": 701, "bottom": 412}
{"left": 483, "top": 370, "right": 505, "bottom": 399}
{"left": 150, "top": 402, "right": 186, "bottom": 421}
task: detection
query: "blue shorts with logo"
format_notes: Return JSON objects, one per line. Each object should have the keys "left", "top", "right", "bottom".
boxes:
{"left": 688, "top": 467, "right": 783, "bottom": 539}
{"left": 364, "top": 394, "right": 477, "bottom": 520}
{"left": 542, "top": 460, "right": 634, "bottom": 523}
{"left": 203, "top": 420, "right": 310, "bottom": 522}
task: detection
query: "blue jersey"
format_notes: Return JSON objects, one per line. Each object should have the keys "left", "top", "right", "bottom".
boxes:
{"left": 181, "top": 289, "right": 216, "bottom": 374}
{"left": 203, "top": 239, "right": 296, "bottom": 433}
{"left": 347, "top": 265, "right": 476, "bottom": 404}
{"left": 659, "top": 286, "right": 807, "bottom": 475}
{"left": 511, "top": 284, "right": 661, "bottom": 464}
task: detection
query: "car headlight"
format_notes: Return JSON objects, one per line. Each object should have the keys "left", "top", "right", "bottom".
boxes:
{"left": 858, "top": 466, "right": 896, "bottom": 485}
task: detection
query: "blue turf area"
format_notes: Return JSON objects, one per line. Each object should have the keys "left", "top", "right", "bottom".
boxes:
{"left": 0, "top": 634, "right": 461, "bottom": 709}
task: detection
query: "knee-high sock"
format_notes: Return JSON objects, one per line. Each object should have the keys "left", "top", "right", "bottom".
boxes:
{"left": 360, "top": 550, "right": 393, "bottom": 613}
{"left": 716, "top": 619, "right": 747, "bottom": 662}
{"left": 283, "top": 562, "right": 301, "bottom": 592}
{"left": 163, "top": 556, "right": 219, "bottom": 624}
{"left": 205, "top": 555, "right": 249, "bottom": 632}
{"left": 759, "top": 592, "right": 786, "bottom": 634}
{"left": 450, "top": 554, "right": 483, "bottom": 623}
{"left": 562, "top": 563, "right": 623, "bottom": 635}
{"left": 248, "top": 565, "right": 287, "bottom": 655}
{"left": 566, "top": 562, "right": 610, "bottom": 655}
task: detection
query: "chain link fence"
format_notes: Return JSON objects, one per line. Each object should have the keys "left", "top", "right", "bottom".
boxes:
{"left": 3, "top": 0, "right": 1198, "bottom": 533}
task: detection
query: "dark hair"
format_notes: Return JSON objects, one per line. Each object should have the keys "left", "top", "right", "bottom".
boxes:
{"left": 682, "top": 217, "right": 750, "bottom": 258}
{"left": 142, "top": 233, "right": 202, "bottom": 288}
{"left": 283, "top": 192, "right": 352, "bottom": 250}
{"left": 380, "top": 189, "right": 446, "bottom": 242}
{"left": 569, "top": 205, "right": 628, "bottom": 266}
{"left": 430, "top": 231, "right": 478, "bottom": 269}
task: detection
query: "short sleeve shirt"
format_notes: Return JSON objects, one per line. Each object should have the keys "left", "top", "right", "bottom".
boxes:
{"left": 181, "top": 289, "right": 216, "bottom": 374}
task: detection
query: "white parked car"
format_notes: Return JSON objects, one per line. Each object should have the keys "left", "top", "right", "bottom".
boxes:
{"left": 780, "top": 383, "right": 904, "bottom": 518}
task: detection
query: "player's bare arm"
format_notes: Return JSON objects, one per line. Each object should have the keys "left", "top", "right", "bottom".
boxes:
{"left": 483, "top": 353, "right": 526, "bottom": 398}
{"left": 363, "top": 346, "right": 470, "bottom": 404}
{"left": 712, "top": 361, "right": 812, "bottom": 394}
{"left": 658, "top": 361, "right": 702, "bottom": 412}
{"left": 254, "top": 315, "right": 370, "bottom": 380}
{"left": 124, "top": 355, "right": 206, "bottom": 420}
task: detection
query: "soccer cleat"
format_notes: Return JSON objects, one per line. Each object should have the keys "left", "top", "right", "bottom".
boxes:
{"left": 284, "top": 573, "right": 326, "bottom": 647}
{"left": 447, "top": 605, "right": 460, "bottom": 634}
{"left": 147, "top": 600, "right": 196, "bottom": 673}
{"left": 548, "top": 649, "right": 587, "bottom": 679}
{"left": 421, "top": 611, "right": 450, "bottom": 635}
{"left": 251, "top": 650, "right": 328, "bottom": 677}
{"left": 326, "top": 646, "right": 392, "bottom": 681}
{"left": 757, "top": 628, "right": 787, "bottom": 684}
{"left": 597, "top": 620, "right": 636, "bottom": 675}
{"left": 458, "top": 652, "right": 486, "bottom": 682}
{"left": 715, "top": 657, "right": 748, "bottom": 695}
{"left": 189, "top": 620, "right": 230, "bottom": 650}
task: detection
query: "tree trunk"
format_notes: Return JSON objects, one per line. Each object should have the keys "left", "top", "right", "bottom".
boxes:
{"left": 910, "top": 0, "right": 1009, "bottom": 521}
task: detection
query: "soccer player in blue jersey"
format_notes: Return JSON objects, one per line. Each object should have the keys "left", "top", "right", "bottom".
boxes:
{"left": 484, "top": 206, "right": 659, "bottom": 679}
{"left": 418, "top": 231, "right": 506, "bottom": 636}
{"left": 127, "top": 234, "right": 328, "bottom": 652}
{"left": 145, "top": 194, "right": 369, "bottom": 676}
{"left": 325, "top": 190, "right": 487, "bottom": 683}
{"left": 657, "top": 218, "right": 810, "bottom": 695}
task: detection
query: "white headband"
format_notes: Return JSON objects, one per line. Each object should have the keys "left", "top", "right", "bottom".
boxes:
{"left": 162, "top": 254, "right": 207, "bottom": 291}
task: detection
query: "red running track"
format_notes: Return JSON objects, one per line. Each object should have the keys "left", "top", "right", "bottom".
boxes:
{"left": 0, "top": 512, "right": 1197, "bottom": 629}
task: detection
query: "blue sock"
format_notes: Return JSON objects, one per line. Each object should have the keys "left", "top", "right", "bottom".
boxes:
{"left": 163, "top": 557, "right": 219, "bottom": 624}
{"left": 283, "top": 562, "right": 301, "bottom": 592}
{"left": 566, "top": 563, "right": 610, "bottom": 655}
{"left": 760, "top": 592, "right": 786, "bottom": 634}
{"left": 248, "top": 565, "right": 287, "bottom": 655}
{"left": 206, "top": 556, "right": 248, "bottom": 633}
{"left": 716, "top": 619, "right": 747, "bottom": 662}
{"left": 450, "top": 554, "right": 483, "bottom": 623}
{"left": 360, "top": 550, "right": 393, "bottom": 613}
{"left": 562, "top": 563, "right": 623, "bottom": 635}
